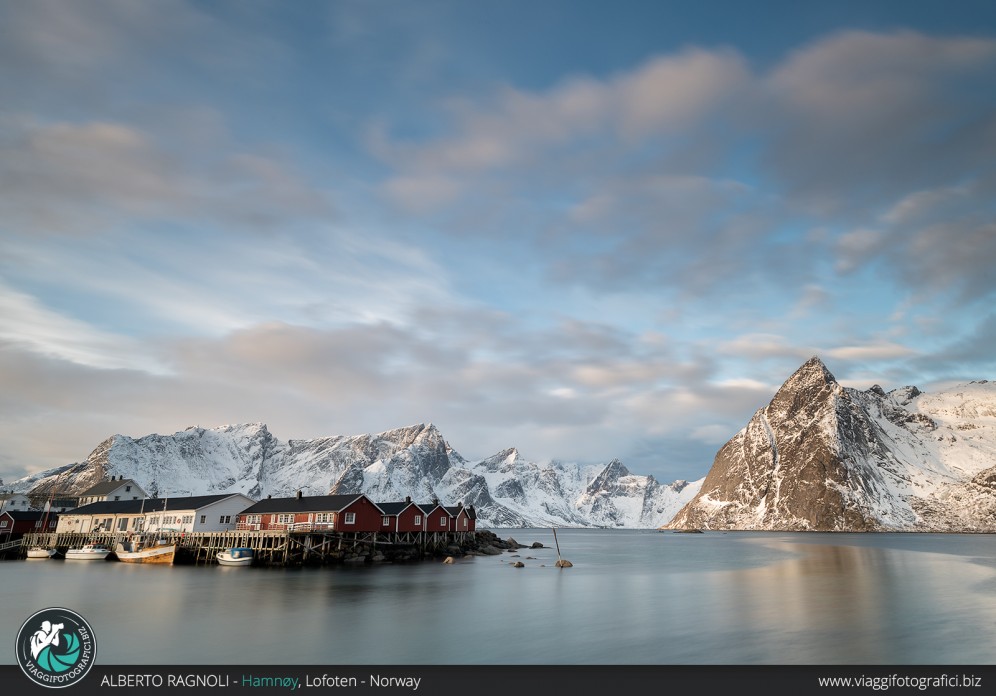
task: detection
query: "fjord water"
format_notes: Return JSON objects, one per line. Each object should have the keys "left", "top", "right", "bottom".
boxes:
{"left": 2, "top": 529, "right": 995, "bottom": 665}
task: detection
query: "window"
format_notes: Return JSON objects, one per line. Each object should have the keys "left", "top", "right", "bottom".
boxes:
{"left": 218, "top": 515, "right": 231, "bottom": 524}
{"left": 440, "top": 516, "right": 447, "bottom": 526}
{"left": 114, "top": 496, "right": 120, "bottom": 501}
{"left": 182, "top": 515, "right": 193, "bottom": 524}
{"left": 413, "top": 515, "right": 421, "bottom": 526}
{"left": 117, "top": 519, "right": 128, "bottom": 531}
{"left": 382, "top": 516, "right": 390, "bottom": 526}
{"left": 463, "top": 518, "right": 468, "bottom": 528}
{"left": 201, "top": 515, "right": 207, "bottom": 524}
{"left": 245, "top": 514, "right": 261, "bottom": 524}
{"left": 276, "top": 514, "right": 294, "bottom": 524}
{"left": 315, "top": 513, "right": 332, "bottom": 524}
{"left": 49, "top": 520, "right": 57, "bottom": 528}
{"left": 125, "top": 486, "right": 132, "bottom": 492}
{"left": 35, "top": 521, "right": 42, "bottom": 528}
{"left": 344, "top": 512, "right": 356, "bottom": 525}
{"left": 0, "top": 520, "right": 7, "bottom": 528}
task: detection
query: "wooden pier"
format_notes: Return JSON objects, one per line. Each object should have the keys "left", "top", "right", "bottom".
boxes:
{"left": 9, "top": 529, "right": 480, "bottom": 566}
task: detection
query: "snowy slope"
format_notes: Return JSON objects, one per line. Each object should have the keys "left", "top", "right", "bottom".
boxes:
{"left": 665, "top": 357, "right": 996, "bottom": 531}
{"left": 15, "top": 423, "right": 700, "bottom": 529}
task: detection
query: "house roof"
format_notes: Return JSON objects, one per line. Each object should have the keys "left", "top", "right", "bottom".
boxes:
{"left": 445, "top": 505, "right": 476, "bottom": 519}
{"left": 1, "top": 510, "right": 50, "bottom": 521}
{"left": 239, "top": 494, "right": 379, "bottom": 515}
{"left": 78, "top": 478, "right": 143, "bottom": 497}
{"left": 65, "top": 494, "right": 249, "bottom": 516}
{"left": 378, "top": 501, "right": 415, "bottom": 515}
{"left": 416, "top": 502, "right": 448, "bottom": 515}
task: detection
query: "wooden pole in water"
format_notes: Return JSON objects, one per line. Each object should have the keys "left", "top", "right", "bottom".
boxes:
{"left": 552, "top": 528, "right": 572, "bottom": 568}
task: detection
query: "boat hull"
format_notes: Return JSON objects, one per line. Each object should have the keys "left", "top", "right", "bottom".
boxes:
{"left": 217, "top": 548, "right": 253, "bottom": 567}
{"left": 26, "top": 548, "right": 56, "bottom": 559}
{"left": 115, "top": 544, "right": 176, "bottom": 565}
{"left": 65, "top": 549, "right": 111, "bottom": 561}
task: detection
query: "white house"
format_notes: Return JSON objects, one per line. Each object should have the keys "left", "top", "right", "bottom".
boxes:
{"left": 0, "top": 493, "right": 33, "bottom": 513}
{"left": 56, "top": 494, "right": 256, "bottom": 534}
{"left": 77, "top": 476, "right": 147, "bottom": 506}
{"left": 143, "top": 494, "right": 256, "bottom": 534}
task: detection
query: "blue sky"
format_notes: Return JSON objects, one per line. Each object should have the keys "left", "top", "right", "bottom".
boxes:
{"left": 2, "top": 1, "right": 995, "bottom": 487}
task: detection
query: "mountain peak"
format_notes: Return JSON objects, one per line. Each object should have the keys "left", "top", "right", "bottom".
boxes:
{"left": 788, "top": 355, "right": 836, "bottom": 386}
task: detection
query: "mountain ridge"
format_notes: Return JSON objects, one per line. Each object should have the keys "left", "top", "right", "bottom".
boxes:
{"left": 664, "top": 356, "right": 996, "bottom": 531}
{"left": 14, "top": 422, "right": 700, "bottom": 528}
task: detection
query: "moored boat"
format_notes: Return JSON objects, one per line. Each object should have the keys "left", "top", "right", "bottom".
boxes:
{"left": 65, "top": 543, "right": 112, "bottom": 561}
{"left": 115, "top": 539, "right": 176, "bottom": 564}
{"left": 217, "top": 547, "right": 253, "bottom": 566}
{"left": 26, "top": 546, "right": 57, "bottom": 559}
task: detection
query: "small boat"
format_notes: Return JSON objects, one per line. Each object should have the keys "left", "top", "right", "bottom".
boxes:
{"left": 115, "top": 539, "right": 176, "bottom": 565}
{"left": 217, "top": 547, "right": 253, "bottom": 567}
{"left": 65, "top": 544, "right": 112, "bottom": 561}
{"left": 26, "top": 547, "right": 57, "bottom": 559}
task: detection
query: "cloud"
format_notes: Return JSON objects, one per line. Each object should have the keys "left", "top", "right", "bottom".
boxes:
{"left": 0, "top": 310, "right": 739, "bottom": 484}
{"left": 0, "top": 0, "right": 291, "bottom": 106}
{"left": 0, "top": 280, "right": 165, "bottom": 373}
{"left": 0, "top": 119, "right": 333, "bottom": 237}
{"left": 370, "top": 30, "right": 996, "bottom": 306}
{"left": 764, "top": 30, "right": 996, "bottom": 214}
{"left": 378, "top": 47, "right": 749, "bottom": 181}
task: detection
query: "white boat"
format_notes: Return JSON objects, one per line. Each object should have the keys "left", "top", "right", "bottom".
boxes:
{"left": 65, "top": 544, "right": 112, "bottom": 561}
{"left": 26, "top": 547, "right": 57, "bottom": 559}
{"left": 217, "top": 547, "right": 253, "bottom": 567}
{"left": 115, "top": 539, "right": 176, "bottom": 565}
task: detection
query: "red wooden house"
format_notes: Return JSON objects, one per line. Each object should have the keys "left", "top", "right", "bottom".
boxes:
{"left": 0, "top": 510, "right": 58, "bottom": 540}
{"left": 236, "top": 492, "right": 384, "bottom": 532}
{"left": 418, "top": 501, "right": 452, "bottom": 533}
{"left": 377, "top": 497, "right": 426, "bottom": 533}
{"left": 445, "top": 503, "right": 476, "bottom": 532}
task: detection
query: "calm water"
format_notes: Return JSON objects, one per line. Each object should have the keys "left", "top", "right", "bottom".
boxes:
{"left": 2, "top": 529, "right": 995, "bottom": 665}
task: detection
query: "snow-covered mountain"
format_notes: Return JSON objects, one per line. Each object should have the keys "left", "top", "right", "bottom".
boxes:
{"left": 14, "top": 423, "right": 700, "bottom": 528}
{"left": 664, "top": 356, "right": 996, "bottom": 531}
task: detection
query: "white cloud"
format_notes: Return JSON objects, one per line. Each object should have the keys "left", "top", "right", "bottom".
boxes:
{"left": 0, "top": 119, "right": 333, "bottom": 236}
{"left": 0, "top": 279, "right": 165, "bottom": 373}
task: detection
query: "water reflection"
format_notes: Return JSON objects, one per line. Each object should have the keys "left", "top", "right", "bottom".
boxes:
{"left": 2, "top": 532, "right": 994, "bottom": 665}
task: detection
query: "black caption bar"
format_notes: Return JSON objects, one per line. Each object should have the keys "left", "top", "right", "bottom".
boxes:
{"left": 1, "top": 665, "right": 992, "bottom": 696}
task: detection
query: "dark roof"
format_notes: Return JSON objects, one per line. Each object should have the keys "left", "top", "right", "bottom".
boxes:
{"left": 417, "top": 502, "right": 447, "bottom": 515}
{"left": 65, "top": 494, "right": 247, "bottom": 516}
{"left": 49, "top": 499, "right": 78, "bottom": 509}
{"left": 1, "top": 510, "right": 50, "bottom": 521}
{"left": 79, "top": 479, "right": 142, "bottom": 497}
{"left": 378, "top": 501, "right": 416, "bottom": 515}
{"left": 239, "top": 494, "right": 380, "bottom": 515}
{"left": 445, "top": 505, "right": 473, "bottom": 518}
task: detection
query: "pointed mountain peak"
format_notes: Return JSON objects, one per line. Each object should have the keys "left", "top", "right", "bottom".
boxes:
{"left": 586, "top": 459, "right": 633, "bottom": 494}
{"left": 765, "top": 355, "right": 841, "bottom": 418}
{"left": 777, "top": 355, "right": 838, "bottom": 393}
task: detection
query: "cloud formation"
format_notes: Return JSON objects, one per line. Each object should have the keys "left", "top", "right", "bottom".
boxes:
{"left": 1, "top": 5, "right": 994, "bottom": 490}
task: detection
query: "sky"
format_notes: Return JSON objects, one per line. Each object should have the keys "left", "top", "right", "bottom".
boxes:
{"left": 1, "top": 0, "right": 995, "bottom": 488}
